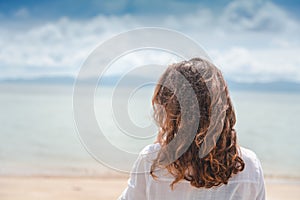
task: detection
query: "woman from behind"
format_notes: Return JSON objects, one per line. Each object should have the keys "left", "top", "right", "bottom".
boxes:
{"left": 119, "top": 58, "right": 265, "bottom": 200}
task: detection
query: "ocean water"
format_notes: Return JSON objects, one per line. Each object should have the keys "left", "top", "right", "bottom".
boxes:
{"left": 0, "top": 83, "right": 299, "bottom": 178}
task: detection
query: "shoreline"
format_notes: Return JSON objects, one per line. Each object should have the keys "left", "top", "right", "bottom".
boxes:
{"left": 1, "top": 171, "right": 300, "bottom": 180}
{"left": 1, "top": 175, "right": 299, "bottom": 200}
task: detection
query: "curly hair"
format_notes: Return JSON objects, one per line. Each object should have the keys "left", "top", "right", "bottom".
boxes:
{"left": 150, "top": 58, "right": 245, "bottom": 189}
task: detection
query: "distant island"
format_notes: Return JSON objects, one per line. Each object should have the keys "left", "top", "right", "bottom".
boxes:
{"left": 1, "top": 75, "right": 300, "bottom": 92}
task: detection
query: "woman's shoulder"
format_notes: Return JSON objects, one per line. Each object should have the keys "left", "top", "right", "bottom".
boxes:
{"left": 137, "top": 143, "right": 161, "bottom": 163}
{"left": 239, "top": 146, "right": 261, "bottom": 168}
{"left": 140, "top": 143, "right": 161, "bottom": 154}
{"left": 234, "top": 146, "right": 263, "bottom": 183}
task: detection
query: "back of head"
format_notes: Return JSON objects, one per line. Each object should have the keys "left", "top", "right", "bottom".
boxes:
{"left": 151, "top": 58, "right": 245, "bottom": 189}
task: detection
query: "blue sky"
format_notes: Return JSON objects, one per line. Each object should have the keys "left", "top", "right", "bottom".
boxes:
{"left": 1, "top": 0, "right": 299, "bottom": 18}
{"left": 0, "top": 0, "right": 300, "bottom": 82}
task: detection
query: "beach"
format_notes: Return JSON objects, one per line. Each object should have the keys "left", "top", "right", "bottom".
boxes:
{"left": 0, "top": 176, "right": 299, "bottom": 200}
{"left": 1, "top": 86, "right": 300, "bottom": 200}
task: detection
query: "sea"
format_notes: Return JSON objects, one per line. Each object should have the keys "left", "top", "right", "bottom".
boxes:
{"left": 0, "top": 83, "right": 299, "bottom": 179}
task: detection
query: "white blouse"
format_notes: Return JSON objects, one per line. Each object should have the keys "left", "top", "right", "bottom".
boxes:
{"left": 119, "top": 143, "right": 265, "bottom": 200}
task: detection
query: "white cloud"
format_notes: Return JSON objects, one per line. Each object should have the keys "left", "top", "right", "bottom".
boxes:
{"left": 14, "top": 8, "right": 30, "bottom": 18}
{"left": 0, "top": 0, "right": 300, "bottom": 82}
{"left": 222, "top": 1, "right": 284, "bottom": 31}
{"left": 210, "top": 47, "right": 300, "bottom": 82}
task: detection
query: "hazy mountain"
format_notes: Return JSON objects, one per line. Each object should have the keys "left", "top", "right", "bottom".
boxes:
{"left": 1, "top": 76, "right": 300, "bottom": 92}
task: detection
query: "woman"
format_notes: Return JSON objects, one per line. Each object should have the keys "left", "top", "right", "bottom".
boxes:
{"left": 119, "top": 58, "right": 265, "bottom": 200}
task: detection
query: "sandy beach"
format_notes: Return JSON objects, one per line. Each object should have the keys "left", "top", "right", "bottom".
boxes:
{"left": 0, "top": 176, "right": 299, "bottom": 200}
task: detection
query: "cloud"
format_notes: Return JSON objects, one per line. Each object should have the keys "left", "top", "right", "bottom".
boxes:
{"left": 210, "top": 47, "right": 300, "bottom": 82}
{"left": 222, "top": 1, "right": 286, "bottom": 31}
{"left": 0, "top": 0, "right": 300, "bottom": 82}
{"left": 14, "top": 8, "right": 30, "bottom": 18}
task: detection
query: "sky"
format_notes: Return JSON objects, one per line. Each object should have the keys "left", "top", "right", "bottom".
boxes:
{"left": 0, "top": 0, "right": 300, "bottom": 83}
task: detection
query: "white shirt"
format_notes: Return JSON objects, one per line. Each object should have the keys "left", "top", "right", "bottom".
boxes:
{"left": 119, "top": 143, "right": 265, "bottom": 200}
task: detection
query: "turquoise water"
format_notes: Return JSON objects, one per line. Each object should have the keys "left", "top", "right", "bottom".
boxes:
{"left": 0, "top": 83, "right": 299, "bottom": 178}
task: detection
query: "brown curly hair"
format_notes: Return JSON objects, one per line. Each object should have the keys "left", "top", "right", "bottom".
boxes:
{"left": 150, "top": 58, "right": 245, "bottom": 189}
